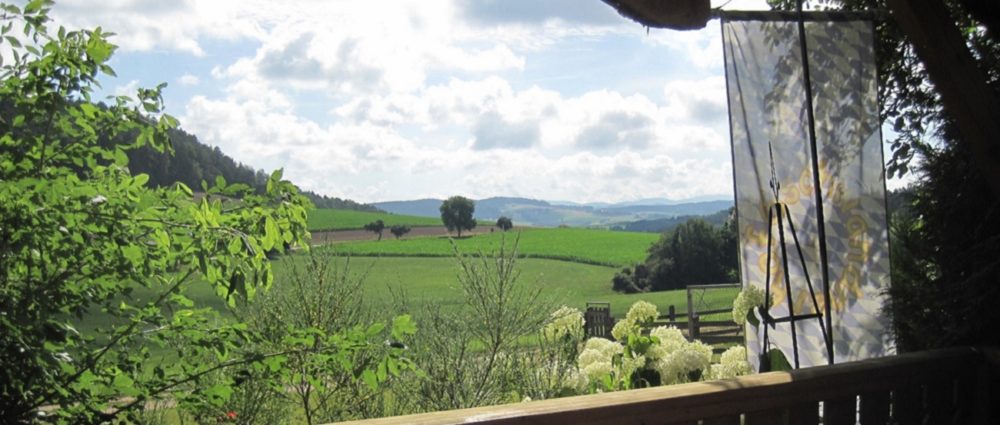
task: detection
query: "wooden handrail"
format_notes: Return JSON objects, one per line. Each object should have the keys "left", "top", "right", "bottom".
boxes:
{"left": 336, "top": 347, "right": 998, "bottom": 425}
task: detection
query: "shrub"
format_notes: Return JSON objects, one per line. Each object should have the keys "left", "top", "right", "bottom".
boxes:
{"left": 393, "top": 235, "right": 550, "bottom": 412}
{"left": 229, "top": 249, "right": 416, "bottom": 424}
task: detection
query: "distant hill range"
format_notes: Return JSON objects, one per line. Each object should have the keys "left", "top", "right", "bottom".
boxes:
{"left": 374, "top": 197, "right": 733, "bottom": 230}
{"left": 124, "top": 127, "right": 380, "bottom": 212}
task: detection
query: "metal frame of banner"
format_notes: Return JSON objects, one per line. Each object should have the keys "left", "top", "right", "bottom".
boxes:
{"left": 720, "top": 4, "right": 881, "bottom": 367}
{"left": 794, "top": 0, "right": 837, "bottom": 367}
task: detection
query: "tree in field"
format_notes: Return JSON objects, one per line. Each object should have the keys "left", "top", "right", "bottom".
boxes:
{"left": 364, "top": 219, "right": 386, "bottom": 240}
{"left": 440, "top": 196, "right": 477, "bottom": 237}
{"left": 0, "top": 4, "right": 411, "bottom": 422}
{"left": 496, "top": 216, "right": 513, "bottom": 231}
{"left": 390, "top": 224, "right": 411, "bottom": 239}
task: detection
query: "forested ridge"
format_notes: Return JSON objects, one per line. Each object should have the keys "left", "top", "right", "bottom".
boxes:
{"left": 124, "top": 126, "right": 380, "bottom": 212}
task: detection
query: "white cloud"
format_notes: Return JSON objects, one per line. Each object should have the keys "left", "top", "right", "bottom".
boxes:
{"left": 113, "top": 79, "right": 140, "bottom": 97}
{"left": 51, "top": 0, "right": 266, "bottom": 56}
{"left": 178, "top": 74, "right": 200, "bottom": 86}
{"left": 663, "top": 77, "right": 728, "bottom": 126}
{"left": 50, "top": 0, "right": 752, "bottom": 203}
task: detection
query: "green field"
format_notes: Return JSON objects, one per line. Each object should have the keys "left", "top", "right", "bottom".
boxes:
{"left": 328, "top": 227, "right": 658, "bottom": 267}
{"left": 271, "top": 255, "right": 706, "bottom": 319}
{"left": 308, "top": 208, "right": 441, "bottom": 231}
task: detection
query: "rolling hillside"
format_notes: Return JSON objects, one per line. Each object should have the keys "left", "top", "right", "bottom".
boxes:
{"left": 374, "top": 196, "right": 733, "bottom": 228}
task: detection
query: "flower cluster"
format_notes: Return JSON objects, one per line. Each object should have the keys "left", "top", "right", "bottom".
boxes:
{"left": 543, "top": 306, "right": 585, "bottom": 342}
{"left": 611, "top": 300, "right": 659, "bottom": 341}
{"left": 626, "top": 300, "right": 659, "bottom": 324}
{"left": 646, "top": 326, "right": 713, "bottom": 385}
{"left": 570, "top": 301, "right": 754, "bottom": 394}
{"left": 578, "top": 337, "right": 623, "bottom": 382}
{"left": 647, "top": 326, "right": 687, "bottom": 357}
{"left": 706, "top": 346, "right": 753, "bottom": 380}
{"left": 732, "top": 285, "right": 767, "bottom": 325}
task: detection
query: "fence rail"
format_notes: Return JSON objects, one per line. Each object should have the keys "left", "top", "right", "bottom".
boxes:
{"left": 337, "top": 347, "right": 1000, "bottom": 425}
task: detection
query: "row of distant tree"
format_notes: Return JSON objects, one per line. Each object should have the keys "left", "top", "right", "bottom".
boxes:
{"left": 362, "top": 220, "right": 412, "bottom": 240}
{"left": 362, "top": 196, "right": 513, "bottom": 240}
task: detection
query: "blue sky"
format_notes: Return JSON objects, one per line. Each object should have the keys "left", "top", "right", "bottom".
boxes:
{"left": 37, "top": 0, "right": 903, "bottom": 204}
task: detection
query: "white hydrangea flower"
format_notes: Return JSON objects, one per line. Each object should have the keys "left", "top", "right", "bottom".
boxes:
{"left": 719, "top": 345, "right": 748, "bottom": 365}
{"left": 578, "top": 338, "right": 622, "bottom": 383}
{"left": 649, "top": 326, "right": 686, "bottom": 353}
{"left": 708, "top": 346, "right": 753, "bottom": 380}
{"left": 562, "top": 367, "right": 590, "bottom": 392}
{"left": 543, "top": 306, "right": 585, "bottom": 342}
{"left": 581, "top": 360, "right": 614, "bottom": 382}
{"left": 578, "top": 349, "right": 608, "bottom": 367}
{"left": 655, "top": 341, "right": 713, "bottom": 385}
{"left": 625, "top": 300, "right": 659, "bottom": 325}
{"left": 610, "top": 318, "right": 635, "bottom": 341}
{"left": 732, "top": 285, "right": 767, "bottom": 324}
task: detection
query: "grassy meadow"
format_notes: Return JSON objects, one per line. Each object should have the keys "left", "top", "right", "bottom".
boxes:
{"left": 270, "top": 255, "right": 702, "bottom": 319}
{"left": 308, "top": 208, "right": 441, "bottom": 231}
{"left": 74, "top": 222, "right": 731, "bottom": 361}
{"left": 327, "top": 227, "right": 659, "bottom": 267}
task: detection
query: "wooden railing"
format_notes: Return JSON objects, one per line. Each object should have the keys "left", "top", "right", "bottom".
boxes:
{"left": 337, "top": 347, "right": 999, "bottom": 425}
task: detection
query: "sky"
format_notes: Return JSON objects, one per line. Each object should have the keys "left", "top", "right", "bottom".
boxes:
{"left": 33, "top": 0, "right": 906, "bottom": 204}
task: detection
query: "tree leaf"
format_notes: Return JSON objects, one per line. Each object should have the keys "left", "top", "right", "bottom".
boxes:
{"left": 361, "top": 369, "right": 377, "bottom": 391}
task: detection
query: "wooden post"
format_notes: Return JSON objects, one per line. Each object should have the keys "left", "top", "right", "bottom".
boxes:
{"left": 686, "top": 287, "right": 695, "bottom": 337}
{"left": 886, "top": 0, "right": 1000, "bottom": 198}
{"left": 668, "top": 305, "right": 676, "bottom": 325}
{"left": 859, "top": 391, "right": 890, "bottom": 425}
{"left": 691, "top": 314, "right": 700, "bottom": 339}
{"left": 823, "top": 397, "right": 856, "bottom": 425}
{"left": 788, "top": 402, "right": 819, "bottom": 425}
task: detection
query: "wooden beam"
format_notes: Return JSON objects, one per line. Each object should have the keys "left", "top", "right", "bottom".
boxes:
{"left": 886, "top": 0, "right": 1000, "bottom": 197}
{"left": 337, "top": 348, "right": 985, "bottom": 425}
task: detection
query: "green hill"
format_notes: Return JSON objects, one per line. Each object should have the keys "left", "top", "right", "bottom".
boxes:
{"left": 124, "top": 127, "right": 379, "bottom": 212}
{"left": 308, "top": 208, "right": 441, "bottom": 231}
{"left": 326, "top": 227, "right": 658, "bottom": 267}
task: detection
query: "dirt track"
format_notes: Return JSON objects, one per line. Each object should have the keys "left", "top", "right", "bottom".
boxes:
{"left": 311, "top": 225, "right": 498, "bottom": 245}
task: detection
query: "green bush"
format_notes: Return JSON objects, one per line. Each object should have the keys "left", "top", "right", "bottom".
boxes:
{"left": 0, "top": 3, "right": 409, "bottom": 422}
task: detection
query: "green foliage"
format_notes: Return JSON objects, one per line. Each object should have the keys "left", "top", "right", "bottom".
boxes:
{"left": 363, "top": 219, "right": 385, "bottom": 241}
{"left": 330, "top": 227, "right": 658, "bottom": 267}
{"left": 496, "top": 216, "right": 513, "bottom": 231}
{"left": 0, "top": 4, "right": 359, "bottom": 422}
{"left": 389, "top": 224, "right": 411, "bottom": 240}
{"left": 613, "top": 211, "right": 738, "bottom": 293}
{"left": 224, "top": 249, "right": 417, "bottom": 424}
{"left": 308, "top": 208, "right": 438, "bottom": 231}
{"left": 439, "top": 196, "right": 477, "bottom": 237}
{"left": 391, "top": 236, "right": 551, "bottom": 412}
{"left": 886, "top": 139, "right": 1000, "bottom": 351}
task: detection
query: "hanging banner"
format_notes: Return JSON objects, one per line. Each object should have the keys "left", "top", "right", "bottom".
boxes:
{"left": 722, "top": 15, "right": 894, "bottom": 368}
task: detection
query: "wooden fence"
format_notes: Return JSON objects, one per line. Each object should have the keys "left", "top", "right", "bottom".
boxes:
{"left": 586, "top": 283, "right": 744, "bottom": 346}
{"left": 336, "top": 346, "right": 1000, "bottom": 425}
